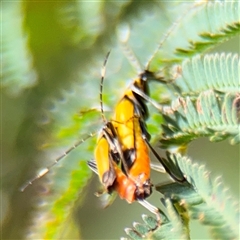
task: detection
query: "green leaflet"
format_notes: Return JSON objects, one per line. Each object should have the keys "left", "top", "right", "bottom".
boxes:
{"left": 160, "top": 88, "right": 240, "bottom": 146}
{"left": 171, "top": 53, "right": 239, "bottom": 97}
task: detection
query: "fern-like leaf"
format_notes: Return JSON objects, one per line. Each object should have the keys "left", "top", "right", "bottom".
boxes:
{"left": 160, "top": 89, "right": 239, "bottom": 147}
{"left": 123, "top": 205, "right": 188, "bottom": 240}
{"left": 170, "top": 53, "right": 239, "bottom": 97}
{"left": 149, "top": 1, "right": 240, "bottom": 70}
{"left": 157, "top": 153, "right": 240, "bottom": 240}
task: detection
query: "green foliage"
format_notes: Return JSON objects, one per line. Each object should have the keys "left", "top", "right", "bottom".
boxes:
{"left": 171, "top": 53, "right": 239, "bottom": 96}
{"left": 124, "top": 154, "right": 239, "bottom": 240}
{"left": 160, "top": 84, "right": 240, "bottom": 146}
{"left": 26, "top": 160, "right": 91, "bottom": 239}
{"left": 162, "top": 154, "right": 239, "bottom": 240}
{"left": 2, "top": 1, "right": 239, "bottom": 240}
{"left": 148, "top": 1, "right": 240, "bottom": 70}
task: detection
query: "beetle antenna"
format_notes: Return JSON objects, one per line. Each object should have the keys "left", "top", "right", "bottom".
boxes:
{"left": 20, "top": 132, "right": 97, "bottom": 191}
{"left": 100, "top": 51, "right": 111, "bottom": 123}
{"left": 118, "top": 24, "right": 143, "bottom": 74}
{"left": 146, "top": 2, "right": 204, "bottom": 70}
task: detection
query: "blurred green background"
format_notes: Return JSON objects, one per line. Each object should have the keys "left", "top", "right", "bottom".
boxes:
{"left": 1, "top": 1, "right": 239, "bottom": 239}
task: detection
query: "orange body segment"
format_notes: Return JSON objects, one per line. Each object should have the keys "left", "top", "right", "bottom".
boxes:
{"left": 129, "top": 134, "right": 150, "bottom": 182}
{"left": 112, "top": 162, "right": 136, "bottom": 203}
